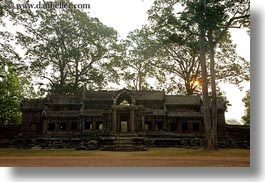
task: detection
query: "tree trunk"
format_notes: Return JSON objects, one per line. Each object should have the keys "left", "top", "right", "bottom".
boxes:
{"left": 199, "top": 0, "right": 211, "bottom": 149}
{"left": 59, "top": 66, "right": 65, "bottom": 94}
{"left": 74, "top": 59, "right": 79, "bottom": 93}
{"left": 138, "top": 71, "right": 142, "bottom": 91}
{"left": 208, "top": 29, "right": 218, "bottom": 150}
{"left": 185, "top": 81, "right": 194, "bottom": 95}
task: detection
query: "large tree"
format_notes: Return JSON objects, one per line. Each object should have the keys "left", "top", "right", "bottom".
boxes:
{"left": 147, "top": 0, "right": 249, "bottom": 96}
{"left": 0, "top": 0, "right": 30, "bottom": 125}
{"left": 0, "top": 67, "right": 24, "bottom": 126}
{"left": 180, "top": 0, "right": 249, "bottom": 150}
{"left": 242, "top": 90, "right": 250, "bottom": 126}
{"left": 120, "top": 27, "right": 160, "bottom": 91}
{"left": 204, "top": 0, "right": 249, "bottom": 149}
{"left": 147, "top": 0, "right": 250, "bottom": 149}
{"left": 15, "top": 0, "right": 121, "bottom": 94}
{"left": 0, "top": 0, "right": 22, "bottom": 71}
{"left": 150, "top": 33, "right": 202, "bottom": 95}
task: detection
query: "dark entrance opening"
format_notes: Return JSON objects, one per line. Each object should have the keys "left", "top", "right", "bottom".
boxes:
{"left": 59, "top": 122, "right": 66, "bottom": 131}
{"left": 145, "top": 121, "right": 152, "bottom": 131}
{"left": 84, "top": 121, "right": 92, "bottom": 130}
{"left": 170, "top": 123, "right": 177, "bottom": 132}
{"left": 96, "top": 121, "right": 103, "bottom": 131}
{"left": 71, "top": 122, "right": 78, "bottom": 131}
{"left": 48, "top": 123, "right": 56, "bottom": 131}
{"left": 181, "top": 122, "right": 188, "bottom": 133}
{"left": 30, "top": 123, "right": 37, "bottom": 131}
{"left": 193, "top": 122, "right": 200, "bottom": 132}
{"left": 156, "top": 122, "right": 163, "bottom": 131}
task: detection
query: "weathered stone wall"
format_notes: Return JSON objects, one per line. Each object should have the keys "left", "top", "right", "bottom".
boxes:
{"left": 225, "top": 125, "right": 250, "bottom": 148}
{"left": 0, "top": 125, "right": 21, "bottom": 147}
{"left": 21, "top": 110, "right": 43, "bottom": 135}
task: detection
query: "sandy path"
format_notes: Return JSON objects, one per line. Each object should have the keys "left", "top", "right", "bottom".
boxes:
{"left": 0, "top": 156, "right": 250, "bottom": 167}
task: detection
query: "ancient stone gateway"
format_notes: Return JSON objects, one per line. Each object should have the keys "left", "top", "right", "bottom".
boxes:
{"left": 16, "top": 88, "right": 241, "bottom": 150}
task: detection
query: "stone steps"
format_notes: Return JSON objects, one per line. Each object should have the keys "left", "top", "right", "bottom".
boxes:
{"left": 100, "top": 134, "right": 147, "bottom": 151}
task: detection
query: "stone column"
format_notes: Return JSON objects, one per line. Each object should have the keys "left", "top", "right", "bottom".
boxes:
{"left": 67, "top": 120, "right": 70, "bottom": 133}
{"left": 141, "top": 115, "right": 145, "bottom": 131}
{"left": 117, "top": 113, "right": 120, "bottom": 132}
{"left": 112, "top": 109, "right": 117, "bottom": 134}
{"left": 176, "top": 121, "right": 180, "bottom": 133}
{"left": 162, "top": 118, "right": 167, "bottom": 131}
{"left": 43, "top": 119, "right": 48, "bottom": 134}
{"left": 151, "top": 120, "right": 155, "bottom": 131}
{"left": 130, "top": 109, "right": 135, "bottom": 133}
{"left": 79, "top": 116, "right": 84, "bottom": 133}
{"left": 178, "top": 121, "right": 182, "bottom": 133}
{"left": 103, "top": 116, "right": 106, "bottom": 132}
{"left": 55, "top": 121, "right": 58, "bottom": 132}
{"left": 92, "top": 120, "right": 96, "bottom": 131}
{"left": 188, "top": 121, "right": 192, "bottom": 133}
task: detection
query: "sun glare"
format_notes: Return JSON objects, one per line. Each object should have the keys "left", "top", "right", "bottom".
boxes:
{"left": 192, "top": 80, "right": 200, "bottom": 87}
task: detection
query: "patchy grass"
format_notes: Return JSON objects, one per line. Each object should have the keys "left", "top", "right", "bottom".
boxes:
{"left": 0, "top": 148, "right": 250, "bottom": 158}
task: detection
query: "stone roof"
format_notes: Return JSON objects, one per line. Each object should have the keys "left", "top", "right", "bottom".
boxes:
{"left": 85, "top": 89, "right": 165, "bottom": 101}
{"left": 22, "top": 99, "right": 46, "bottom": 110}
{"left": 47, "top": 95, "right": 82, "bottom": 104}
{"left": 165, "top": 95, "right": 201, "bottom": 105}
{"left": 85, "top": 90, "right": 116, "bottom": 100}
{"left": 22, "top": 90, "right": 226, "bottom": 110}
{"left": 132, "top": 90, "right": 165, "bottom": 100}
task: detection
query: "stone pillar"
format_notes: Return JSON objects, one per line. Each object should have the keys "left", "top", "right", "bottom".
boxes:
{"left": 43, "top": 119, "right": 48, "bottom": 134}
{"left": 130, "top": 109, "right": 135, "bottom": 133}
{"left": 188, "top": 121, "right": 192, "bottom": 133}
{"left": 162, "top": 117, "right": 167, "bottom": 131}
{"left": 141, "top": 115, "right": 145, "bottom": 131}
{"left": 67, "top": 120, "right": 70, "bottom": 133}
{"left": 78, "top": 120, "right": 81, "bottom": 133}
{"left": 112, "top": 109, "right": 117, "bottom": 134}
{"left": 103, "top": 117, "right": 107, "bottom": 132}
{"left": 117, "top": 113, "right": 120, "bottom": 132}
{"left": 80, "top": 116, "right": 84, "bottom": 133}
{"left": 151, "top": 120, "right": 155, "bottom": 131}
{"left": 177, "top": 121, "right": 180, "bottom": 133}
{"left": 92, "top": 120, "right": 96, "bottom": 131}
{"left": 55, "top": 121, "right": 58, "bottom": 132}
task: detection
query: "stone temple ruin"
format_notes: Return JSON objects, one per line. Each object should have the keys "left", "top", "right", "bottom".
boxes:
{"left": 11, "top": 88, "right": 249, "bottom": 150}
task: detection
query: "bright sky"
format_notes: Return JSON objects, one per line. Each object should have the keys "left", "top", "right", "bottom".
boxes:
{"left": 81, "top": 0, "right": 250, "bottom": 122}
{"left": 86, "top": 0, "right": 153, "bottom": 39}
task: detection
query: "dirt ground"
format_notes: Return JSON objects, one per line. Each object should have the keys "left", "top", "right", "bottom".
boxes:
{"left": 0, "top": 156, "right": 250, "bottom": 167}
{"left": 0, "top": 148, "right": 250, "bottom": 167}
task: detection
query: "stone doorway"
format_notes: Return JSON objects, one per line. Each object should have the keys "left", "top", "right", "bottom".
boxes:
{"left": 120, "top": 121, "right": 128, "bottom": 132}
{"left": 119, "top": 113, "right": 130, "bottom": 133}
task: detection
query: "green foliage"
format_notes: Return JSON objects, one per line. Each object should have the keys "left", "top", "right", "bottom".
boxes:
{"left": 215, "top": 34, "right": 250, "bottom": 88}
{"left": 147, "top": 1, "right": 202, "bottom": 94}
{"left": 0, "top": 1, "right": 39, "bottom": 126}
{"left": 120, "top": 26, "right": 160, "bottom": 90}
{"left": 15, "top": 0, "right": 121, "bottom": 94}
{"left": 0, "top": 67, "right": 24, "bottom": 126}
{"left": 1, "top": 0, "right": 250, "bottom": 99}
{"left": 147, "top": 0, "right": 249, "bottom": 150}
{"left": 146, "top": 0, "right": 250, "bottom": 95}
{"left": 241, "top": 90, "right": 250, "bottom": 125}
